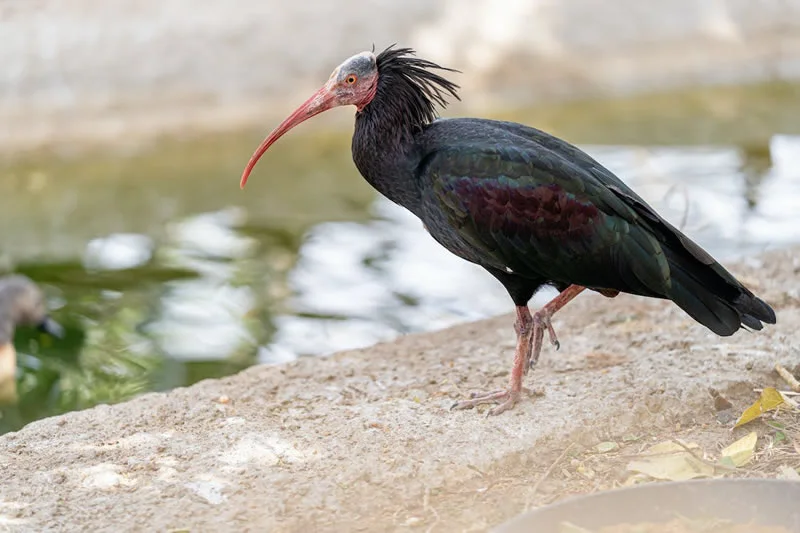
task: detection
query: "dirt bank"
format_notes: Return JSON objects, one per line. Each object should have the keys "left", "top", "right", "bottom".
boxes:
{"left": 0, "top": 247, "right": 798, "bottom": 532}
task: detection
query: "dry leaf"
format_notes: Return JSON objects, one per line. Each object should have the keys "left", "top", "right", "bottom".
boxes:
{"left": 720, "top": 431, "right": 757, "bottom": 467}
{"left": 733, "top": 387, "right": 785, "bottom": 428}
{"left": 595, "top": 441, "right": 619, "bottom": 453}
{"left": 777, "top": 465, "right": 800, "bottom": 480}
{"left": 646, "top": 440, "right": 700, "bottom": 454}
{"left": 709, "top": 387, "right": 733, "bottom": 411}
{"left": 626, "top": 440, "right": 714, "bottom": 481}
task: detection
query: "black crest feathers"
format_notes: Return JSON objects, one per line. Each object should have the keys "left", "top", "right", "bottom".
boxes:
{"left": 374, "top": 45, "right": 460, "bottom": 129}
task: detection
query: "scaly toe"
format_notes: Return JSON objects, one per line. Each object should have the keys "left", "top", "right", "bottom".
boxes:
{"left": 451, "top": 388, "right": 523, "bottom": 414}
{"left": 450, "top": 389, "right": 510, "bottom": 411}
{"left": 486, "top": 390, "right": 521, "bottom": 416}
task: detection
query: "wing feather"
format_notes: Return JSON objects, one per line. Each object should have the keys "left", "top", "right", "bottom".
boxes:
{"left": 420, "top": 142, "right": 670, "bottom": 296}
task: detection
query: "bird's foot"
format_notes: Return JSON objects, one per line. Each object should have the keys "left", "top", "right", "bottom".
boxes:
{"left": 533, "top": 309, "right": 560, "bottom": 351}
{"left": 450, "top": 388, "right": 523, "bottom": 416}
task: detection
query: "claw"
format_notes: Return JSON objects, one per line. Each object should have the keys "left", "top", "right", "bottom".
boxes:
{"left": 536, "top": 310, "right": 561, "bottom": 350}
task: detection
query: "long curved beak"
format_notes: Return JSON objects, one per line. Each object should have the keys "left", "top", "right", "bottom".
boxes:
{"left": 240, "top": 83, "right": 338, "bottom": 189}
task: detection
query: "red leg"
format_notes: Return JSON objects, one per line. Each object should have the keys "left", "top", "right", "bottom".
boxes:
{"left": 451, "top": 305, "right": 533, "bottom": 415}
{"left": 531, "top": 284, "right": 586, "bottom": 361}
{"left": 451, "top": 285, "right": 586, "bottom": 416}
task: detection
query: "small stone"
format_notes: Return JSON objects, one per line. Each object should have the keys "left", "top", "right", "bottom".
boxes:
{"left": 407, "top": 389, "right": 428, "bottom": 402}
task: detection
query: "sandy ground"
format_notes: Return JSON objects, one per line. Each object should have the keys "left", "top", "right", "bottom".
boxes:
{"left": 0, "top": 248, "right": 798, "bottom": 532}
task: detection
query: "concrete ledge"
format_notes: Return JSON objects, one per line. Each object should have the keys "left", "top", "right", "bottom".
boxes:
{"left": 0, "top": 248, "right": 796, "bottom": 532}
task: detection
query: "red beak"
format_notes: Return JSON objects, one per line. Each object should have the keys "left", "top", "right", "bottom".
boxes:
{"left": 240, "top": 84, "right": 338, "bottom": 189}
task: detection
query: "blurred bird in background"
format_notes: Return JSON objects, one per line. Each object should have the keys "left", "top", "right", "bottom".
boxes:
{"left": 0, "top": 275, "right": 64, "bottom": 404}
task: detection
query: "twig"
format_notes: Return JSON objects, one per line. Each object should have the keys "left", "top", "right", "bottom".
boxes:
{"left": 775, "top": 364, "right": 800, "bottom": 393}
{"left": 423, "top": 487, "right": 441, "bottom": 533}
{"left": 530, "top": 443, "right": 574, "bottom": 497}
{"left": 670, "top": 439, "right": 737, "bottom": 472}
{"left": 662, "top": 183, "right": 691, "bottom": 231}
{"left": 791, "top": 434, "right": 800, "bottom": 456}
{"left": 424, "top": 505, "right": 441, "bottom": 533}
{"left": 754, "top": 388, "right": 800, "bottom": 397}
{"left": 678, "top": 186, "right": 690, "bottom": 231}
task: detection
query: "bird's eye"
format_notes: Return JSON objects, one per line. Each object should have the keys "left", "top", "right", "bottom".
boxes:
{"left": 346, "top": 75, "right": 357, "bottom": 84}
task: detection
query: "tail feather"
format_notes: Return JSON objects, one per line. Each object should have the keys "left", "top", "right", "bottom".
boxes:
{"left": 665, "top": 249, "right": 776, "bottom": 337}
{"left": 604, "top": 182, "right": 776, "bottom": 336}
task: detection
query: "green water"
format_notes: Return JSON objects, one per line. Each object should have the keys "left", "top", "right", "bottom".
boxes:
{"left": 1, "top": 81, "right": 800, "bottom": 434}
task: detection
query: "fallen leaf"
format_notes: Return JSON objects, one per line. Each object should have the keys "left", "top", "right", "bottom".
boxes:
{"left": 575, "top": 463, "right": 595, "bottom": 479}
{"left": 646, "top": 440, "right": 700, "bottom": 454}
{"left": 595, "top": 441, "right": 619, "bottom": 453}
{"left": 777, "top": 465, "right": 800, "bottom": 480}
{"left": 709, "top": 387, "right": 733, "bottom": 411}
{"left": 622, "top": 473, "right": 650, "bottom": 486}
{"left": 733, "top": 387, "right": 785, "bottom": 428}
{"left": 714, "top": 395, "right": 733, "bottom": 411}
{"left": 626, "top": 440, "right": 714, "bottom": 481}
{"left": 720, "top": 431, "right": 757, "bottom": 467}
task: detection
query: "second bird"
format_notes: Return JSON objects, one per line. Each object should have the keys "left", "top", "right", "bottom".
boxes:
{"left": 240, "top": 46, "right": 776, "bottom": 416}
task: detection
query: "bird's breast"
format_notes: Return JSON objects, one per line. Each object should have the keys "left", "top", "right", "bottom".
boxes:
{"left": 419, "top": 206, "right": 496, "bottom": 268}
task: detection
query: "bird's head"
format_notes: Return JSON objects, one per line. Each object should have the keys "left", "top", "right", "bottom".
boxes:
{"left": 239, "top": 51, "right": 379, "bottom": 188}
{"left": 0, "top": 275, "right": 64, "bottom": 343}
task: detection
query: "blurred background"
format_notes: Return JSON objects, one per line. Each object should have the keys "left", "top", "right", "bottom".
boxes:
{"left": 1, "top": 0, "right": 799, "bottom": 433}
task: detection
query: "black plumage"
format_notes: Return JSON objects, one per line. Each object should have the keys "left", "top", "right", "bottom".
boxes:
{"left": 241, "top": 45, "right": 777, "bottom": 415}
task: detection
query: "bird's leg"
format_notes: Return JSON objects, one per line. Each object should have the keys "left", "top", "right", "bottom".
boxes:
{"left": 451, "top": 284, "right": 586, "bottom": 416}
{"left": 528, "top": 284, "right": 586, "bottom": 370}
{"left": 451, "top": 306, "right": 534, "bottom": 415}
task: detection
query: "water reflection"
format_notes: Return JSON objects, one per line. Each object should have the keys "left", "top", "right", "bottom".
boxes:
{"left": 84, "top": 233, "right": 154, "bottom": 271}
{"left": 145, "top": 208, "right": 259, "bottom": 362}
{"left": 1, "top": 125, "right": 799, "bottom": 434}
{"left": 263, "top": 200, "right": 512, "bottom": 361}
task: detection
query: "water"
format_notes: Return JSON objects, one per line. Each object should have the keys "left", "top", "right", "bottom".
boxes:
{"left": 1, "top": 85, "right": 799, "bottom": 433}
